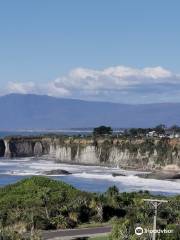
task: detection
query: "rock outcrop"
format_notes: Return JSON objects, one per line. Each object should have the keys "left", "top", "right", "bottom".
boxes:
{"left": 42, "top": 169, "right": 71, "bottom": 175}
{"left": 2, "top": 136, "right": 180, "bottom": 170}
{"left": 4, "top": 136, "right": 51, "bottom": 158}
{"left": 0, "top": 139, "right": 5, "bottom": 157}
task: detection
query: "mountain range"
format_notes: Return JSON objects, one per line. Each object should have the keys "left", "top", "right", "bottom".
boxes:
{"left": 0, "top": 94, "right": 180, "bottom": 130}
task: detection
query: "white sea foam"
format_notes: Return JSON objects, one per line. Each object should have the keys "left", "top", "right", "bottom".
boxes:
{"left": 0, "top": 157, "right": 180, "bottom": 194}
{"left": 72, "top": 172, "right": 180, "bottom": 194}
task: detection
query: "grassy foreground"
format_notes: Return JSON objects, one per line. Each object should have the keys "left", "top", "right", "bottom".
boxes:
{"left": 0, "top": 176, "right": 179, "bottom": 239}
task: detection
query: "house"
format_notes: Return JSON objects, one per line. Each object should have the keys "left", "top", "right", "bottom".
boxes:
{"left": 146, "top": 131, "right": 158, "bottom": 137}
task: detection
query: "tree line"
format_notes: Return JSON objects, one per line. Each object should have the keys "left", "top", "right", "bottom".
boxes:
{"left": 0, "top": 176, "right": 179, "bottom": 239}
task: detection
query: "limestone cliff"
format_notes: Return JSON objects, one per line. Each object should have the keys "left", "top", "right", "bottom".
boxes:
{"left": 2, "top": 136, "right": 180, "bottom": 170}
{"left": 4, "top": 136, "right": 51, "bottom": 158}
{"left": 0, "top": 139, "right": 5, "bottom": 157}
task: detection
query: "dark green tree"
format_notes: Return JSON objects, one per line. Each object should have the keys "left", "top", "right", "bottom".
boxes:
{"left": 93, "top": 126, "right": 113, "bottom": 135}
{"left": 154, "top": 124, "right": 166, "bottom": 134}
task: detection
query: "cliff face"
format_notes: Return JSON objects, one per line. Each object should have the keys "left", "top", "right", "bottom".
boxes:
{"left": 48, "top": 137, "right": 180, "bottom": 169}
{"left": 2, "top": 136, "right": 180, "bottom": 170}
{"left": 0, "top": 139, "right": 5, "bottom": 157}
{"left": 4, "top": 137, "right": 51, "bottom": 158}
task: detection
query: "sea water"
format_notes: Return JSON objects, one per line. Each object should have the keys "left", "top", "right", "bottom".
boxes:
{"left": 0, "top": 156, "right": 180, "bottom": 196}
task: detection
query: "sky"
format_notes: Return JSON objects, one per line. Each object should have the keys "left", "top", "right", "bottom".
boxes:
{"left": 0, "top": 0, "right": 180, "bottom": 103}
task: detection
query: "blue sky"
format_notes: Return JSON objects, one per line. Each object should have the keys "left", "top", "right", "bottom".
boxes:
{"left": 0, "top": 0, "right": 180, "bottom": 103}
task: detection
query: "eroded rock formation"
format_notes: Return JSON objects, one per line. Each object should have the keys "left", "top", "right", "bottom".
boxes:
{"left": 0, "top": 139, "right": 5, "bottom": 157}
{"left": 4, "top": 136, "right": 50, "bottom": 158}
{"left": 1, "top": 136, "right": 180, "bottom": 170}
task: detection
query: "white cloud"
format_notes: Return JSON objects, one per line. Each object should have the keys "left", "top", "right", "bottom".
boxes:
{"left": 103, "top": 66, "right": 172, "bottom": 79}
{"left": 54, "top": 66, "right": 177, "bottom": 91}
{"left": 5, "top": 81, "right": 70, "bottom": 97}
{"left": 44, "top": 82, "right": 70, "bottom": 97}
{"left": 2, "top": 65, "right": 180, "bottom": 103}
{"left": 6, "top": 82, "right": 36, "bottom": 94}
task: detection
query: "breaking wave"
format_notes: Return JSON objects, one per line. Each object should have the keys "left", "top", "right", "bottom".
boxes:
{"left": 0, "top": 156, "right": 180, "bottom": 194}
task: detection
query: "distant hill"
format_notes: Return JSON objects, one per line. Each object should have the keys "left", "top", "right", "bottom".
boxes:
{"left": 0, "top": 94, "right": 180, "bottom": 130}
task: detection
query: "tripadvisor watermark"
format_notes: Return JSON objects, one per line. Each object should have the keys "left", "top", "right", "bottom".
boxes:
{"left": 135, "top": 226, "right": 173, "bottom": 236}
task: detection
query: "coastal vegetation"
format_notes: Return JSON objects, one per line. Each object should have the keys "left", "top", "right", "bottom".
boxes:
{"left": 93, "top": 126, "right": 113, "bottom": 136}
{"left": 0, "top": 176, "right": 179, "bottom": 239}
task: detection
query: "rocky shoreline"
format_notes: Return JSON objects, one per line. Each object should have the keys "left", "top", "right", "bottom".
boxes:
{"left": 39, "top": 166, "right": 180, "bottom": 181}
{"left": 42, "top": 169, "right": 72, "bottom": 175}
{"left": 136, "top": 170, "right": 180, "bottom": 180}
{"left": 1, "top": 135, "right": 180, "bottom": 171}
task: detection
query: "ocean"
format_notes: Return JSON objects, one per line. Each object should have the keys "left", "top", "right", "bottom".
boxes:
{"left": 0, "top": 156, "right": 180, "bottom": 196}
{"left": 0, "top": 130, "right": 180, "bottom": 196}
{"left": 0, "top": 130, "right": 93, "bottom": 138}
